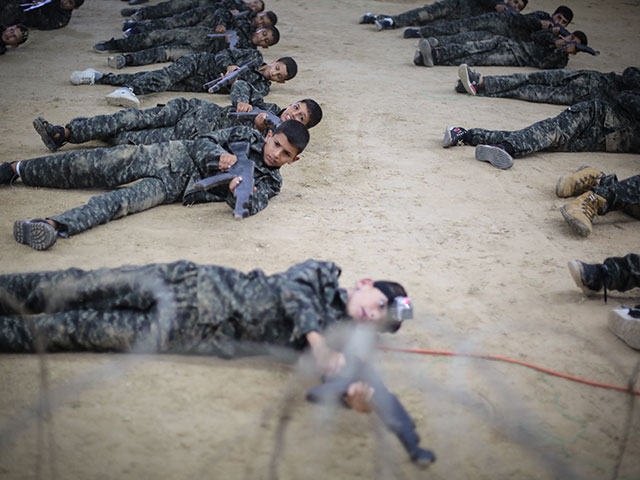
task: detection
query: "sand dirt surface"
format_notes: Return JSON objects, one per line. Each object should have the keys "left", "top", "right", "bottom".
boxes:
{"left": 1, "top": 0, "right": 639, "bottom": 479}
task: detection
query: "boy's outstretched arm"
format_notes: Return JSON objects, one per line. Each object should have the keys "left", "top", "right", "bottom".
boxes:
{"left": 306, "top": 330, "right": 347, "bottom": 375}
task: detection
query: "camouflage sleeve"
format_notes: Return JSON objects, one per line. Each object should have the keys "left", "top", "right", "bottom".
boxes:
{"left": 225, "top": 169, "right": 282, "bottom": 216}
{"left": 278, "top": 260, "right": 343, "bottom": 343}
{"left": 530, "top": 29, "right": 557, "bottom": 47}
{"left": 229, "top": 79, "right": 253, "bottom": 104}
{"left": 516, "top": 14, "right": 544, "bottom": 32}
{"left": 617, "top": 92, "right": 640, "bottom": 120}
{"left": 216, "top": 47, "right": 263, "bottom": 69}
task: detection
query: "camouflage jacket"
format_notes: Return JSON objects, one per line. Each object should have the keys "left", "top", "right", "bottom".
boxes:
{"left": 21, "top": 0, "right": 73, "bottom": 30}
{"left": 182, "top": 125, "right": 282, "bottom": 216}
{"left": 214, "top": 47, "right": 270, "bottom": 105}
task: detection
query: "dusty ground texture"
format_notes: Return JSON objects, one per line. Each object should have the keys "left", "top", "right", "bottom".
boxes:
{"left": 1, "top": 0, "right": 639, "bottom": 479}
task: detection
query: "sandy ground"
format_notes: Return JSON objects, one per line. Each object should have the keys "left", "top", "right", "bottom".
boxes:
{"left": 1, "top": 0, "right": 640, "bottom": 478}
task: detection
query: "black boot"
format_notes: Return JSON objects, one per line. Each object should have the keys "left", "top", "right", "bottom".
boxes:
{"left": 0, "top": 162, "right": 17, "bottom": 185}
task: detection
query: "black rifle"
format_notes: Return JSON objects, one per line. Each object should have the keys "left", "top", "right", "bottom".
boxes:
{"left": 203, "top": 57, "right": 261, "bottom": 93}
{"left": 551, "top": 24, "right": 571, "bottom": 37}
{"left": 206, "top": 29, "right": 239, "bottom": 49}
{"left": 555, "top": 41, "right": 600, "bottom": 56}
{"left": 227, "top": 107, "right": 282, "bottom": 129}
{"left": 193, "top": 141, "right": 255, "bottom": 219}
{"left": 306, "top": 355, "right": 436, "bottom": 467}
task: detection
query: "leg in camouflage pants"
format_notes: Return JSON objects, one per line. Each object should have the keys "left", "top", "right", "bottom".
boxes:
{"left": 431, "top": 36, "right": 530, "bottom": 67}
{"left": 481, "top": 70, "right": 612, "bottom": 105}
{"left": 431, "top": 30, "right": 492, "bottom": 45}
{"left": 593, "top": 174, "right": 640, "bottom": 216}
{"left": 378, "top": 0, "right": 475, "bottom": 28}
{"left": 121, "top": 45, "right": 196, "bottom": 67}
{"left": 0, "top": 262, "right": 199, "bottom": 353}
{"left": 106, "top": 27, "right": 217, "bottom": 53}
{"left": 601, "top": 254, "right": 640, "bottom": 292}
{"left": 97, "top": 52, "right": 218, "bottom": 94}
{"left": 466, "top": 99, "right": 640, "bottom": 157}
{"left": 18, "top": 141, "right": 195, "bottom": 235}
{"left": 134, "top": 0, "right": 212, "bottom": 20}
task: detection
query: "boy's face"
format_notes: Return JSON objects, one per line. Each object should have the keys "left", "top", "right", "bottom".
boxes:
{"left": 252, "top": 12, "right": 273, "bottom": 29}
{"left": 252, "top": 28, "right": 275, "bottom": 48}
{"left": 346, "top": 279, "right": 390, "bottom": 328}
{"left": 280, "top": 102, "right": 310, "bottom": 125}
{"left": 262, "top": 60, "right": 288, "bottom": 83}
{"left": 506, "top": 0, "right": 525, "bottom": 11}
{"left": 262, "top": 131, "right": 300, "bottom": 167}
{"left": 2, "top": 25, "right": 23, "bottom": 47}
{"left": 60, "top": 0, "right": 76, "bottom": 9}
{"left": 245, "top": 0, "right": 263, "bottom": 13}
{"left": 552, "top": 12, "right": 569, "bottom": 27}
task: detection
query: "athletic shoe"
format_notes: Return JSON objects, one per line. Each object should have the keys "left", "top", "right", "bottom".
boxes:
{"left": 33, "top": 117, "right": 67, "bottom": 152}
{"left": 458, "top": 64, "right": 480, "bottom": 95}
{"left": 427, "top": 36, "right": 439, "bottom": 47}
{"left": 608, "top": 305, "right": 640, "bottom": 350}
{"left": 418, "top": 38, "right": 434, "bottom": 66}
{"left": 567, "top": 259, "right": 607, "bottom": 295}
{"left": 13, "top": 220, "right": 57, "bottom": 251}
{"left": 442, "top": 126, "right": 468, "bottom": 148}
{"left": 375, "top": 17, "right": 393, "bottom": 30}
{"left": 403, "top": 28, "right": 420, "bottom": 38}
{"left": 70, "top": 68, "right": 101, "bottom": 85}
{"left": 120, "top": 7, "right": 136, "bottom": 16}
{"left": 106, "top": 87, "right": 140, "bottom": 108}
{"left": 475, "top": 145, "right": 514, "bottom": 169}
{"left": 359, "top": 13, "right": 376, "bottom": 24}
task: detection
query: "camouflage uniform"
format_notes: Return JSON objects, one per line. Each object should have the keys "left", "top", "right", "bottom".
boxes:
{"left": 96, "top": 48, "right": 270, "bottom": 106}
{"left": 0, "top": 259, "right": 350, "bottom": 356}
{"left": 419, "top": 11, "right": 549, "bottom": 42}
{"left": 465, "top": 95, "right": 640, "bottom": 157}
{"left": 17, "top": 126, "right": 282, "bottom": 236}
{"left": 0, "top": 0, "right": 72, "bottom": 30}
{"left": 64, "top": 96, "right": 278, "bottom": 146}
{"left": 105, "top": 27, "right": 228, "bottom": 54}
{"left": 593, "top": 174, "right": 640, "bottom": 217}
{"left": 133, "top": 5, "right": 253, "bottom": 35}
{"left": 134, "top": 0, "right": 246, "bottom": 21}
{"left": 599, "top": 254, "right": 640, "bottom": 292}
{"left": 431, "top": 31, "right": 568, "bottom": 69}
{"left": 480, "top": 67, "right": 640, "bottom": 106}
{"left": 120, "top": 45, "right": 198, "bottom": 67}
{"left": 377, "top": 0, "right": 501, "bottom": 29}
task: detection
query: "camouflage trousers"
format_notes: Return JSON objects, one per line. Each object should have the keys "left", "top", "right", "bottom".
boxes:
{"left": 67, "top": 97, "right": 226, "bottom": 145}
{"left": 482, "top": 69, "right": 618, "bottom": 105}
{"left": 0, "top": 262, "right": 200, "bottom": 353}
{"left": 601, "top": 254, "right": 640, "bottom": 292}
{"left": 134, "top": 0, "right": 216, "bottom": 21}
{"left": 134, "top": 5, "right": 219, "bottom": 32}
{"left": 466, "top": 99, "right": 640, "bottom": 157}
{"left": 97, "top": 52, "right": 219, "bottom": 94}
{"left": 121, "top": 45, "right": 196, "bottom": 67}
{"left": 432, "top": 36, "right": 532, "bottom": 67}
{"left": 378, "top": 0, "right": 477, "bottom": 28}
{"left": 431, "top": 30, "right": 492, "bottom": 45}
{"left": 19, "top": 141, "right": 195, "bottom": 235}
{"left": 593, "top": 174, "right": 640, "bottom": 216}
{"left": 419, "top": 12, "right": 515, "bottom": 38}
{"left": 109, "top": 27, "right": 219, "bottom": 53}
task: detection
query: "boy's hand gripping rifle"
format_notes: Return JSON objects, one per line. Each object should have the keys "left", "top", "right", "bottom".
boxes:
{"left": 193, "top": 141, "right": 255, "bottom": 219}
{"left": 203, "top": 57, "right": 260, "bottom": 93}
{"left": 555, "top": 41, "right": 600, "bottom": 56}
{"left": 306, "top": 354, "right": 436, "bottom": 468}
{"left": 227, "top": 107, "right": 282, "bottom": 129}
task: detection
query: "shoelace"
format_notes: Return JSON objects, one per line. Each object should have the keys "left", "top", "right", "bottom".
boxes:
{"left": 573, "top": 173, "right": 602, "bottom": 193}
{"left": 582, "top": 193, "right": 600, "bottom": 220}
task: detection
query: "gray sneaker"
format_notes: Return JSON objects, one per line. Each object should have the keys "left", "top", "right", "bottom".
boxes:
{"left": 418, "top": 38, "right": 434, "bottom": 67}
{"left": 608, "top": 305, "right": 640, "bottom": 350}
{"left": 14, "top": 220, "right": 57, "bottom": 250}
{"left": 108, "top": 55, "right": 127, "bottom": 69}
{"left": 475, "top": 145, "right": 514, "bottom": 169}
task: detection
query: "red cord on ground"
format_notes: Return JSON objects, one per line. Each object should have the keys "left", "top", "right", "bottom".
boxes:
{"left": 378, "top": 345, "right": 640, "bottom": 396}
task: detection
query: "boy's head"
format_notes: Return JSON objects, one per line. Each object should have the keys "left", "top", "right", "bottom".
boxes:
{"left": 1, "top": 24, "right": 28, "bottom": 47}
{"left": 252, "top": 11, "right": 277, "bottom": 29}
{"left": 245, "top": 0, "right": 265, "bottom": 13}
{"left": 279, "top": 99, "right": 323, "bottom": 128}
{"left": 553, "top": 6, "right": 573, "bottom": 26}
{"left": 252, "top": 26, "right": 279, "bottom": 48}
{"left": 262, "top": 57, "right": 297, "bottom": 83}
{"left": 571, "top": 30, "right": 588, "bottom": 46}
{"left": 262, "top": 120, "right": 309, "bottom": 167}
{"left": 346, "top": 279, "right": 412, "bottom": 333}
{"left": 506, "top": 0, "right": 527, "bottom": 12}
{"left": 61, "top": 0, "right": 83, "bottom": 9}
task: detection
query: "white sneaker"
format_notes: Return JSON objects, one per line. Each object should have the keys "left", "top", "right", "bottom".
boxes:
{"left": 106, "top": 87, "right": 140, "bottom": 108}
{"left": 107, "top": 55, "right": 126, "bottom": 69}
{"left": 608, "top": 305, "right": 640, "bottom": 350}
{"left": 70, "top": 68, "right": 101, "bottom": 85}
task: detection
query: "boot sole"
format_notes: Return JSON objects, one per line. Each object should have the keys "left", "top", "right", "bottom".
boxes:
{"left": 457, "top": 64, "right": 476, "bottom": 95}
{"left": 32, "top": 117, "right": 58, "bottom": 152}
{"left": 608, "top": 307, "right": 640, "bottom": 349}
{"left": 560, "top": 206, "right": 591, "bottom": 237}
{"left": 442, "top": 126, "right": 455, "bottom": 148}
{"left": 475, "top": 145, "right": 513, "bottom": 169}
{"left": 418, "top": 38, "right": 434, "bottom": 66}
{"left": 13, "top": 220, "right": 57, "bottom": 251}
{"left": 106, "top": 94, "right": 139, "bottom": 108}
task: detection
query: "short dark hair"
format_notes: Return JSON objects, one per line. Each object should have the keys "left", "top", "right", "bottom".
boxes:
{"left": 273, "top": 120, "right": 309, "bottom": 154}
{"left": 265, "top": 11, "right": 278, "bottom": 26}
{"left": 573, "top": 30, "right": 588, "bottom": 46}
{"left": 277, "top": 57, "right": 297, "bottom": 80}
{"left": 74, "top": 0, "right": 85, "bottom": 7}
{"left": 554, "top": 6, "right": 573, "bottom": 23}
{"left": 267, "top": 25, "right": 280, "bottom": 46}
{"left": 256, "top": 0, "right": 265, "bottom": 12}
{"left": 300, "top": 99, "right": 323, "bottom": 128}
{"left": 17, "top": 24, "right": 28, "bottom": 44}
{"left": 521, "top": 0, "right": 528, "bottom": 6}
{"left": 373, "top": 281, "right": 408, "bottom": 333}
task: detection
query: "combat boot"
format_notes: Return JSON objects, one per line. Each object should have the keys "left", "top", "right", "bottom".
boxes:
{"left": 0, "top": 162, "right": 17, "bottom": 185}
{"left": 608, "top": 305, "right": 640, "bottom": 350}
{"left": 560, "top": 191, "right": 606, "bottom": 237}
{"left": 568, "top": 259, "right": 608, "bottom": 295}
{"left": 555, "top": 165, "right": 605, "bottom": 198}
